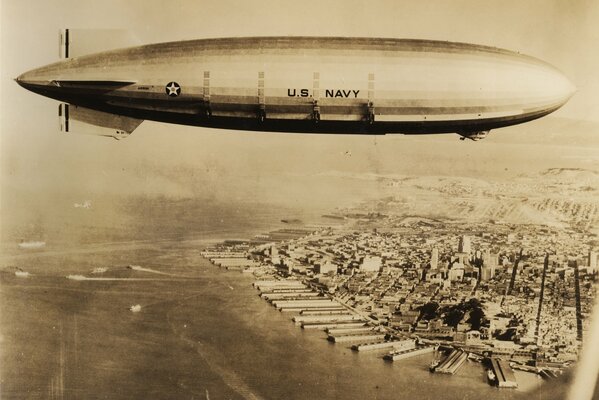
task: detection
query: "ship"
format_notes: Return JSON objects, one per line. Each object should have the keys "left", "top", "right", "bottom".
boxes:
{"left": 66, "top": 274, "right": 86, "bottom": 280}
{"left": 18, "top": 240, "right": 46, "bottom": 249}
{"left": 487, "top": 369, "right": 497, "bottom": 384}
{"left": 130, "top": 304, "right": 142, "bottom": 313}
{"left": 14, "top": 269, "right": 31, "bottom": 278}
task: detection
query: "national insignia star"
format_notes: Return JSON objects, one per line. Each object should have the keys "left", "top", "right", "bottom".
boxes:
{"left": 166, "top": 82, "right": 181, "bottom": 97}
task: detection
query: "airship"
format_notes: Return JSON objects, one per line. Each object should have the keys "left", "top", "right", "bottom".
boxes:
{"left": 16, "top": 33, "right": 575, "bottom": 140}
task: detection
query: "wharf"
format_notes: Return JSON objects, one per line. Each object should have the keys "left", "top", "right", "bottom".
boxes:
{"left": 253, "top": 281, "right": 306, "bottom": 290}
{"left": 435, "top": 349, "right": 468, "bottom": 374}
{"left": 301, "top": 310, "right": 349, "bottom": 316}
{"left": 328, "top": 333, "right": 385, "bottom": 343}
{"left": 327, "top": 327, "right": 375, "bottom": 335}
{"left": 201, "top": 251, "right": 247, "bottom": 258}
{"left": 383, "top": 345, "right": 436, "bottom": 361}
{"left": 490, "top": 358, "right": 518, "bottom": 388}
{"left": 265, "top": 295, "right": 322, "bottom": 302}
{"left": 352, "top": 339, "right": 416, "bottom": 352}
{"left": 280, "top": 306, "right": 346, "bottom": 313}
{"left": 293, "top": 314, "right": 359, "bottom": 324}
{"left": 261, "top": 292, "right": 320, "bottom": 300}
{"left": 303, "top": 321, "right": 368, "bottom": 330}
{"left": 273, "top": 299, "right": 339, "bottom": 310}
{"left": 260, "top": 288, "right": 314, "bottom": 294}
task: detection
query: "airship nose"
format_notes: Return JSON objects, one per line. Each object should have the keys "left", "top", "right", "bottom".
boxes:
{"left": 15, "top": 70, "right": 48, "bottom": 92}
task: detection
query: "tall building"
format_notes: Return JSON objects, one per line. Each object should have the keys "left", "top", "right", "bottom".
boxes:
{"left": 480, "top": 249, "right": 497, "bottom": 281}
{"left": 430, "top": 247, "right": 439, "bottom": 270}
{"left": 589, "top": 250, "right": 598, "bottom": 273}
{"left": 458, "top": 235, "right": 471, "bottom": 254}
{"left": 360, "top": 256, "right": 382, "bottom": 272}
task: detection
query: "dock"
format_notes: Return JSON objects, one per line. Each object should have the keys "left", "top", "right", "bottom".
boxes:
{"left": 261, "top": 292, "right": 321, "bottom": 300}
{"left": 327, "top": 327, "right": 375, "bottom": 336}
{"left": 303, "top": 321, "right": 367, "bottom": 330}
{"left": 293, "top": 314, "right": 360, "bottom": 325}
{"left": 383, "top": 345, "right": 436, "bottom": 361}
{"left": 490, "top": 358, "right": 518, "bottom": 388}
{"left": 280, "top": 306, "right": 346, "bottom": 313}
{"left": 272, "top": 299, "right": 339, "bottom": 310}
{"left": 352, "top": 339, "right": 416, "bottom": 352}
{"left": 435, "top": 349, "right": 468, "bottom": 374}
{"left": 253, "top": 280, "right": 306, "bottom": 290}
{"left": 300, "top": 310, "right": 349, "bottom": 316}
{"left": 328, "top": 333, "right": 386, "bottom": 343}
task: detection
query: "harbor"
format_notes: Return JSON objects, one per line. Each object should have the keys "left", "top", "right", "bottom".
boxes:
{"left": 199, "top": 242, "right": 550, "bottom": 394}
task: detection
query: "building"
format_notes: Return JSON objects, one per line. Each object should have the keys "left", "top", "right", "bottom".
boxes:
{"left": 315, "top": 261, "right": 338, "bottom": 275}
{"left": 458, "top": 235, "right": 471, "bottom": 254}
{"left": 449, "top": 263, "right": 465, "bottom": 282}
{"left": 360, "top": 256, "right": 382, "bottom": 272}
{"left": 589, "top": 250, "right": 597, "bottom": 273}
{"left": 430, "top": 247, "right": 439, "bottom": 270}
{"left": 481, "top": 249, "right": 497, "bottom": 281}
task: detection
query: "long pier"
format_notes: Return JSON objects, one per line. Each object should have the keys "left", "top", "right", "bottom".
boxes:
{"left": 490, "top": 358, "right": 518, "bottom": 388}
{"left": 327, "top": 327, "right": 375, "bottom": 336}
{"left": 303, "top": 321, "right": 367, "bottom": 330}
{"left": 352, "top": 339, "right": 416, "bottom": 352}
{"left": 293, "top": 314, "right": 360, "bottom": 325}
{"left": 383, "top": 345, "right": 436, "bottom": 361}
{"left": 435, "top": 349, "right": 468, "bottom": 374}
{"left": 328, "top": 333, "right": 385, "bottom": 343}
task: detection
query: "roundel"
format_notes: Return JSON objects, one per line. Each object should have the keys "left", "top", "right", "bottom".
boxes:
{"left": 165, "top": 81, "right": 181, "bottom": 97}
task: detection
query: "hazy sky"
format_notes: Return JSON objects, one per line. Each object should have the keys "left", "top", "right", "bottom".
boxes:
{"left": 1, "top": 0, "right": 598, "bottom": 226}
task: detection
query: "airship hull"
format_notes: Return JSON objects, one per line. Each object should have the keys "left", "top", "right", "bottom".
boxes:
{"left": 17, "top": 37, "right": 575, "bottom": 138}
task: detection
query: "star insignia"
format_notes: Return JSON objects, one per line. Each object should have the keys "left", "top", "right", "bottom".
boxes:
{"left": 165, "top": 81, "right": 181, "bottom": 97}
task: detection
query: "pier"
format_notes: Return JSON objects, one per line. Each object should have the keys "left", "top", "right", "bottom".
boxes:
{"left": 489, "top": 358, "right": 518, "bottom": 388}
{"left": 303, "top": 321, "right": 367, "bottom": 330}
{"left": 352, "top": 339, "right": 416, "bottom": 352}
{"left": 280, "top": 306, "right": 346, "bottom": 313}
{"left": 253, "top": 280, "right": 306, "bottom": 290}
{"left": 435, "top": 349, "right": 468, "bottom": 374}
{"left": 293, "top": 314, "right": 360, "bottom": 325}
{"left": 327, "top": 327, "right": 375, "bottom": 336}
{"left": 383, "top": 346, "right": 436, "bottom": 361}
{"left": 261, "top": 292, "right": 320, "bottom": 300}
{"left": 328, "top": 333, "right": 386, "bottom": 343}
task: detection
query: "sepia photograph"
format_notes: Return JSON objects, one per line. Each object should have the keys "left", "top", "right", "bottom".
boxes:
{"left": 1, "top": 1, "right": 598, "bottom": 399}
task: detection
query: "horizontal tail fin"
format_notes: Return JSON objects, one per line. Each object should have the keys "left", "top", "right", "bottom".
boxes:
{"left": 59, "top": 104, "right": 143, "bottom": 140}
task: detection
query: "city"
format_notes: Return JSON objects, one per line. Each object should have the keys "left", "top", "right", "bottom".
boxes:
{"left": 203, "top": 213, "right": 597, "bottom": 388}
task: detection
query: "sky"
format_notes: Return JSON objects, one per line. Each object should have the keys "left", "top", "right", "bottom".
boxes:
{"left": 1, "top": 0, "right": 599, "bottom": 238}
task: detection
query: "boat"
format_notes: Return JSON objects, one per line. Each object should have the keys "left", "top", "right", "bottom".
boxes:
{"left": 487, "top": 369, "right": 497, "bottom": 384}
{"left": 468, "top": 352, "right": 484, "bottom": 362}
{"left": 130, "top": 304, "right": 142, "bottom": 312}
{"left": 18, "top": 241, "right": 45, "bottom": 249}
{"left": 66, "top": 274, "right": 86, "bottom": 280}
{"left": 91, "top": 267, "right": 108, "bottom": 274}
{"left": 429, "top": 359, "right": 440, "bottom": 372}
{"left": 14, "top": 270, "right": 31, "bottom": 278}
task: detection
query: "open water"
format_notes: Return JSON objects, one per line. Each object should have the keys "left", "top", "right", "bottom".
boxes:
{"left": 0, "top": 237, "right": 547, "bottom": 400}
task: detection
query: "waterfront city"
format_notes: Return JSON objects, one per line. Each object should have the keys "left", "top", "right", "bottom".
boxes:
{"left": 203, "top": 213, "right": 597, "bottom": 388}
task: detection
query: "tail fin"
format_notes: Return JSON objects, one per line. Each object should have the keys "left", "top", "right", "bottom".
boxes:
{"left": 59, "top": 103, "right": 143, "bottom": 140}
